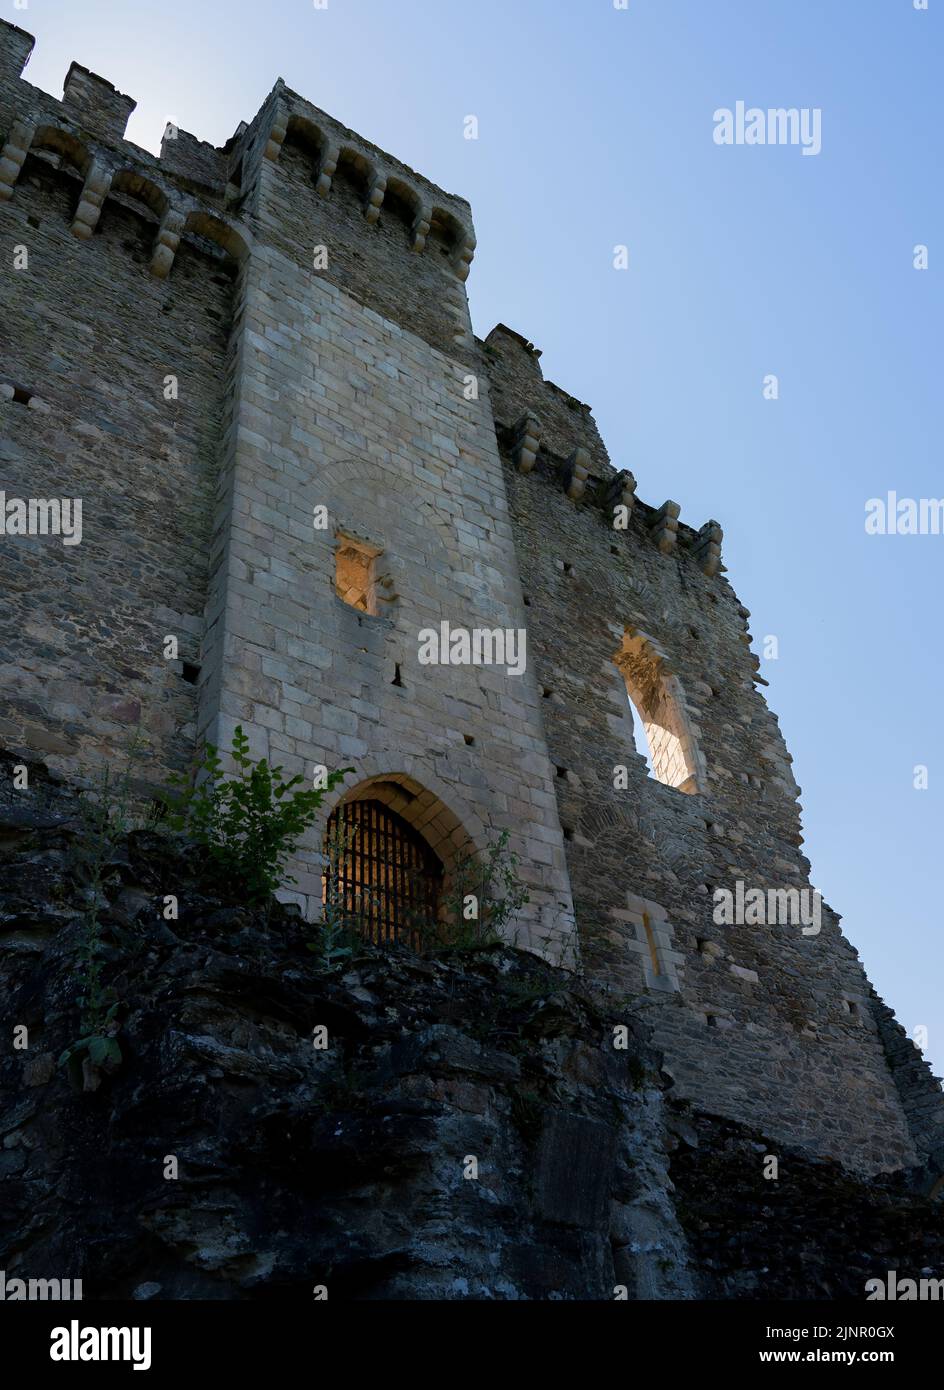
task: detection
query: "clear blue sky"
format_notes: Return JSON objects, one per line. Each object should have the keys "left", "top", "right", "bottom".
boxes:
{"left": 17, "top": 0, "right": 943, "bottom": 1073}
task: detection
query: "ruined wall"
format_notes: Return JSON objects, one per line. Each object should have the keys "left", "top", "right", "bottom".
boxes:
{"left": 485, "top": 327, "right": 922, "bottom": 1174}
{"left": 872, "top": 990, "right": 944, "bottom": 1166}
{"left": 0, "top": 23, "right": 239, "bottom": 790}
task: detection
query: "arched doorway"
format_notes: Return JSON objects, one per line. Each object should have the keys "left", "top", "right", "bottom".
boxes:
{"left": 323, "top": 797, "right": 444, "bottom": 946}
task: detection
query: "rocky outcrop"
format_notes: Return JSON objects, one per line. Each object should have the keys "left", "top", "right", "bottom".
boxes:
{"left": 669, "top": 1110, "right": 944, "bottom": 1300}
{"left": 0, "top": 750, "right": 692, "bottom": 1301}
{"left": 1, "top": 749, "right": 942, "bottom": 1301}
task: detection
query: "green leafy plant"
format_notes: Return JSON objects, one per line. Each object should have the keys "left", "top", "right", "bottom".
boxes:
{"left": 308, "top": 912, "right": 357, "bottom": 971}
{"left": 59, "top": 1004, "right": 122, "bottom": 1075}
{"left": 307, "top": 818, "right": 371, "bottom": 969}
{"left": 163, "top": 726, "right": 350, "bottom": 905}
{"left": 429, "top": 829, "right": 530, "bottom": 952}
{"left": 60, "top": 738, "right": 144, "bottom": 1084}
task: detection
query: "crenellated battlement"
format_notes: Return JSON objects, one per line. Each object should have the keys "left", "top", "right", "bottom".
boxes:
{"left": 253, "top": 81, "right": 475, "bottom": 279}
{"left": 61, "top": 61, "right": 136, "bottom": 145}
{"left": 0, "top": 20, "right": 251, "bottom": 280}
{"left": 0, "top": 19, "right": 474, "bottom": 308}
{"left": 0, "top": 18, "right": 32, "bottom": 84}
{"left": 482, "top": 323, "right": 725, "bottom": 577}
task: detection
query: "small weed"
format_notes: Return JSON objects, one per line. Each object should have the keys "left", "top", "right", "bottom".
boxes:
{"left": 60, "top": 734, "right": 144, "bottom": 1086}
{"left": 423, "top": 829, "right": 529, "bottom": 953}
{"left": 509, "top": 1088, "right": 544, "bottom": 1141}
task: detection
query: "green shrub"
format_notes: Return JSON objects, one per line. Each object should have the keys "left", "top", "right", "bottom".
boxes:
{"left": 431, "top": 829, "right": 530, "bottom": 951}
{"left": 163, "top": 726, "right": 350, "bottom": 904}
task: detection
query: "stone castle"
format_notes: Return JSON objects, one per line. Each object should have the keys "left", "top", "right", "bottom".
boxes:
{"left": 1, "top": 18, "right": 940, "bottom": 1178}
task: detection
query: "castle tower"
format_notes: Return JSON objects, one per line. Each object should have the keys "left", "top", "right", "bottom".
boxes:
{"left": 1, "top": 19, "right": 940, "bottom": 1173}
{"left": 0, "top": 21, "right": 576, "bottom": 963}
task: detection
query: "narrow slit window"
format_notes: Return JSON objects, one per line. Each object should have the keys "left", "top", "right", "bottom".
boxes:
{"left": 642, "top": 912, "right": 663, "bottom": 978}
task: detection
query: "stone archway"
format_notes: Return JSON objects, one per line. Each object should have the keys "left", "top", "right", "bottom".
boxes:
{"left": 314, "top": 761, "right": 488, "bottom": 943}
{"left": 320, "top": 762, "right": 485, "bottom": 881}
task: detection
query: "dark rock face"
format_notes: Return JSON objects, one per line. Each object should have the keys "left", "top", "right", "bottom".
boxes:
{"left": 0, "top": 751, "right": 690, "bottom": 1301}
{"left": 669, "top": 1111, "right": 944, "bottom": 1300}
{"left": 2, "top": 750, "right": 942, "bottom": 1301}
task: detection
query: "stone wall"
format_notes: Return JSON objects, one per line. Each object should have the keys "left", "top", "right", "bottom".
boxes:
{"left": 872, "top": 990, "right": 944, "bottom": 1166}
{"left": 0, "top": 22, "right": 241, "bottom": 792}
{"left": 484, "top": 328, "right": 924, "bottom": 1174}
{"left": 198, "top": 228, "right": 576, "bottom": 958}
{"left": 669, "top": 1108, "right": 944, "bottom": 1300}
{"left": 260, "top": 90, "right": 474, "bottom": 364}
{"left": 483, "top": 324, "right": 612, "bottom": 478}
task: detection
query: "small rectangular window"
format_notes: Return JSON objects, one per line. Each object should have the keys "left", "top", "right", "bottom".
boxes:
{"left": 335, "top": 534, "right": 383, "bottom": 615}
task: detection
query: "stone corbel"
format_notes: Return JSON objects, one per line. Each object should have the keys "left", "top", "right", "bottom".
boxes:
{"left": 316, "top": 142, "right": 339, "bottom": 197}
{"left": 453, "top": 234, "right": 476, "bottom": 282}
{"left": 364, "top": 171, "right": 387, "bottom": 225}
{"left": 563, "top": 446, "right": 591, "bottom": 502}
{"left": 149, "top": 207, "right": 184, "bottom": 279}
{"left": 605, "top": 469, "right": 638, "bottom": 519}
{"left": 650, "top": 500, "right": 681, "bottom": 555}
{"left": 412, "top": 200, "right": 432, "bottom": 253}
{"left": 71, "top": 160, "right": 112, "bottom": 240}
{"left": 511, "top": 413, "right": 541, "bottom": 474}
{"left": 693, "top": 519, "right": 723, "bottom": 576}
{"left": 0, "top": 118, "right": 36, "bottom": 202}
{"left": 264, "top": 107, "right": 288, "bottom": 162}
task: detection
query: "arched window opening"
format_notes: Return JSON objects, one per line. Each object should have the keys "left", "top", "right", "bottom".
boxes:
{"left": 181, "top": 211, "right": 247, "bottom": 277}
{"left": 429, "top": 207, "right": 461, "bottom": 254}
{"left": 283, "top": 116, "right": 326, "bottom": 187}
{"left": 322, "top": 799, "right": 443, "bottom": 947}
{"left": 110, "top": 169, "right": 168, "bottom": 224}
{"left": 614, "top": 628, "right": 702, "bottom": 794}
{"left": 382, "top": 176, "right": 419, "bottom": 240}
{"left": 31, "top": 126, "right": 91, "bottom": 180}
{"left": 335, "top": 148, "right": 371, "bottom": 199}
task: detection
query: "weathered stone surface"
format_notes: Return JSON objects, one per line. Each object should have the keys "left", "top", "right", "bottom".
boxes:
{"left": 670, "top": 1109, "right": 944, "bottom": 1300}
{"left": 0, "top": 753, "right": 691, "bottom": 1301}
{"left": 534, "top": 1111, "right": 617, "bottom": 1231}
{"left": 2, "top": 755, "right": 942, "bottom": 1301}
{"left": 483, "top": 325, "right": 933, "bottom": 1174}
{"left": 0, "top": 14, "right": 940, "bottom": 1189}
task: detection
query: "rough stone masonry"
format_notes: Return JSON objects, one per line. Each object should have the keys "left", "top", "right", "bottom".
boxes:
{"left": 0, "top": 18, "right": 941, "bottom": 1176}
